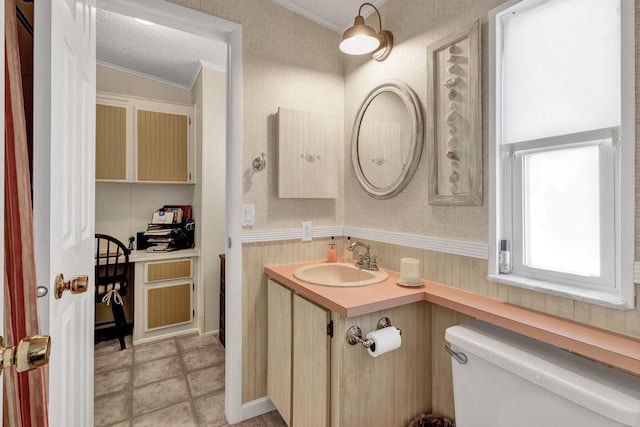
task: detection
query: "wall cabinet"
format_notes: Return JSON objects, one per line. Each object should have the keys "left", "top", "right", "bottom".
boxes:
{"left": 267, "top": 279, "right": 330, "bottom": 427}
{"left": 96, "top": 93, "right": 194, "bottom": 183}
{"left": 267, "top": 279, "right": 430, "bottom": 427}
{"left": 133, "top": 255, "right": 199, "bottom": 344}
{"left": 277, "top": 107, "right": 338, "bottom": 198}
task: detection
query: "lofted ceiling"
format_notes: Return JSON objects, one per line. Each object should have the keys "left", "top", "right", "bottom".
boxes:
{"left": 96, "top": 1, "right": 386, "bottom": 90}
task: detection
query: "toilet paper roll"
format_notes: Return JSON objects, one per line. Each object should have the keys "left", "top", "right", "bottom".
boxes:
{"left": 366, "top": 327, "right": 402, "bottom": 358}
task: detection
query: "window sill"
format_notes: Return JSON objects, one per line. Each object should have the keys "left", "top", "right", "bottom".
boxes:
{"left": 487, "top": 273, "right": 629, "bottom": 310}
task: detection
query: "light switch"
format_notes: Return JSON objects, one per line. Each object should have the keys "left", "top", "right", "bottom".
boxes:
{"left": 242, "top": 204, "right": 255, "bottom": 226}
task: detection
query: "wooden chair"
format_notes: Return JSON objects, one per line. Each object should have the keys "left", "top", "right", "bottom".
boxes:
{"left": 95, "top": 234, "right": 130, "bottom": 350}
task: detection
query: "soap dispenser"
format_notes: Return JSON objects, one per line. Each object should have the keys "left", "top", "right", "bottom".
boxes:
{"left": 327, "top": 236, "right": 337, "bottom": 263}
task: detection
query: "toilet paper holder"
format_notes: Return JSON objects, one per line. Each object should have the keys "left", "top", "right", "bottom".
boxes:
{"left": 346, "top": 317, "right": 402, "bottom": 348}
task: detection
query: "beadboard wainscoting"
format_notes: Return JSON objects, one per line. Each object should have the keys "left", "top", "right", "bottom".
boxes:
{"left": 241, "top": 229, "right": 640, "bottom": 417}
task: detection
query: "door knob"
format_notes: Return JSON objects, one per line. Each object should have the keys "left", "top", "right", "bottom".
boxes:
{"left": 0, "top": 335, "right": 51, "bottom": 374}
{"left": 54, "top": 273, "right": 89, "bottom": 299}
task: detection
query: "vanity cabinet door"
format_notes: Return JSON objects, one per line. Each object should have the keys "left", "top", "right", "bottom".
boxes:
{"left": 292, "top": 294, "right": 330, "bottom": 427}
{"left": 267, "top": 280, "right": 293, "bottom": 426}
{"left": 267, "top": 281, "right": 330, "bottom": 427}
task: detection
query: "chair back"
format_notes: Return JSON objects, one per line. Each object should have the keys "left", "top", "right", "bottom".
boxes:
{"left": 95, "top": 234, "right": 129, "bottom": 300}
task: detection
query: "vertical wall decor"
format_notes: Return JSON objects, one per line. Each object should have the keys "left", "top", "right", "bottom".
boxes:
{"left": 427, "top": 21, "right": 482, "bottom": 206}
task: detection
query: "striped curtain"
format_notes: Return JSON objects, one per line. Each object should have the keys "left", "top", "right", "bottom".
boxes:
{"left": 4, "top": 0, "right": 48, "bottom": 425}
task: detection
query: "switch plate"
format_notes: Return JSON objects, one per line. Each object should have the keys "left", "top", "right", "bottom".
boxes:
{"left": 242, "top": 204, "right": 255, "bottom": 226}
{"left": 301, "top": 222, "right": 312, "bottom": 242}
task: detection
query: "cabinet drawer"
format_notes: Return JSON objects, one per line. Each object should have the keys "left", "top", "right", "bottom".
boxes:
{"left": 145, "top": 259, "right": 192, "bottom": 282}
{"left": 146, "top": 282, "right": 192, "bottom": 330}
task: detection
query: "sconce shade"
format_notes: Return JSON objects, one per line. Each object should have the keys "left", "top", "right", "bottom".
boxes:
{"left": 340, "top": 15, "right": 380, "bottom": 55}
{"left": 339, "top": 3, "right": 394, "bottom": 61}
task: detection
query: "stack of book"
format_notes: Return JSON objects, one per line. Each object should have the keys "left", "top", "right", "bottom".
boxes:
{"left": 142, "top": 205, "right": 192, "bottom": 252}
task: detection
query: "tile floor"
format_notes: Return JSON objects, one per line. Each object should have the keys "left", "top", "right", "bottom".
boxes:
{"left": 94, "top": 334, "right": 287, "bottom": 427}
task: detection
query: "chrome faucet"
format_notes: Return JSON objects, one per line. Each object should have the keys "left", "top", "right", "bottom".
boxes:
{"left": 347, "top": 241, "right": 382, "bottom": 271}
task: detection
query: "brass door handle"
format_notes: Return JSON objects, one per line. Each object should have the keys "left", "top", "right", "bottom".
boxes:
{"left": 0, "top": 335, "right": 50, "bottom": 374}
{"left": 54, "top": 273, "right": 89, "bottom": 299}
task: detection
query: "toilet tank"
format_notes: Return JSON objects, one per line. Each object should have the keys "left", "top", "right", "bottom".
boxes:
{"left": 445, "top": 320, "right": 640, "bottom": 427}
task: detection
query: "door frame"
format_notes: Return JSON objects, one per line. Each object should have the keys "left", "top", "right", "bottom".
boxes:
{"left": 28, "top": 0, "right": 245, "bottom": 423}
{"left": 93, "top": 1, "right": 245, "bottom": 422}
{"left": 0, "top": 0, "right": 5, "bottom": 415}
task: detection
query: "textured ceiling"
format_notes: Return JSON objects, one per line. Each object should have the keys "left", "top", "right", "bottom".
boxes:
{"left": 96, "top": 9, "right": 227, "bottom": 90}
{"left": 271, "top": 0, "right": 388, "bottom": 33}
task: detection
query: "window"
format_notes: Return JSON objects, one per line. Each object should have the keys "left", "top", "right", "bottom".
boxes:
{"left": 489, "top": 0, "right": 635, "bottom": 308}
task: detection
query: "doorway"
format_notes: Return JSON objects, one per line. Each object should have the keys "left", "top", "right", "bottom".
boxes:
{"left": 29, "top": 0, "right": 244, "bottom": 424}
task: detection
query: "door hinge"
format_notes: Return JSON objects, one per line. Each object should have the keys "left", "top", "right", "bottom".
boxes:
{"left": 327, "top": 320, "right": 333, "bottom": 338}
{"left": 192, "top": 282, "right": 195, "bottom": 291}
{"left": 192, "top": 309, "right": 195, "bottom": 318}
{"left": 189, "top": 117, "right": 191, "bottom": 125}
{"left": 227, "top": 237, "right": 232, "bottom": 249}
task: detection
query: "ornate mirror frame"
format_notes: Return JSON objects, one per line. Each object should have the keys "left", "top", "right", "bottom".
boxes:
{"left": 351, "top": 80, "right": 424, "bottom": 199}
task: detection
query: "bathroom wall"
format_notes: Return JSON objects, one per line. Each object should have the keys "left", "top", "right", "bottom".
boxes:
{"left": 169, "top": 0, "right": 345, "bottom": 231}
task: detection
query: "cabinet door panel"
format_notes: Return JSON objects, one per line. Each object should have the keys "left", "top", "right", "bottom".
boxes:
{"left": 146, "top": 259, "right": 192, "bottom": 282}
{"left": 96, "top": 104, "right": 127, "bottom": 180}
{"left": 292, "top": 294, "right": 330, "bottom": 427}
{"left": 137, "top": 109, "right": 189, "bottom": 182}
{"left": 267, "top": 280, "right": 292, "bottom": 426}
{"left": 147, "top": 282, "right": 192, "bottom": 329}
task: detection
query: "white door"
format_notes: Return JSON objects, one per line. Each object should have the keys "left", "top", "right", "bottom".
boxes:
{"left": 33, "top": 0, "right": 96, "bottom": 426}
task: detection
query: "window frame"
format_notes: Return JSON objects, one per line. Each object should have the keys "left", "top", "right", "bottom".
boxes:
{"left": 488, "top": 0, "right": 635, "bottom": 309}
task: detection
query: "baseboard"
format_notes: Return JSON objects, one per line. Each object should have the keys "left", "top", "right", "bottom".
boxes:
{"left": 240, "top": 397, "right": 276, "bottom": 420}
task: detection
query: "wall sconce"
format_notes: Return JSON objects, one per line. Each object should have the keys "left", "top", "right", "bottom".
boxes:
{"left": 339, "top": 2, "right": 393, "bottom": 61}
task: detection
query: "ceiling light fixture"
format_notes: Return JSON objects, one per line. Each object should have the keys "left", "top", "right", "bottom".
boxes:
{"left": 339, "top": 2, "right": 393, "bottom": 61}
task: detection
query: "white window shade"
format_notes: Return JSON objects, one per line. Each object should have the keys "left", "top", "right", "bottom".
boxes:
{"left": 501, "top": 0, "right": 621, "bottom": 144}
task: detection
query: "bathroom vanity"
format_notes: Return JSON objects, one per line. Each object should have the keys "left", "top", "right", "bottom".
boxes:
{"left": 265, "top": 260, "right": 640, "bottom": 427}
{"left": 265, "top": 263, "right": 430, "bottom": 427}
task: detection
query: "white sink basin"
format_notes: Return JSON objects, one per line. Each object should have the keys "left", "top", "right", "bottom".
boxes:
{"left": 293, "top": 263, "right": 388, "bottom": 287}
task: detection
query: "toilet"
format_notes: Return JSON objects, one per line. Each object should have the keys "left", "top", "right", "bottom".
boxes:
{"left": 445, "top": 320, "right": 640, "bottom": 427}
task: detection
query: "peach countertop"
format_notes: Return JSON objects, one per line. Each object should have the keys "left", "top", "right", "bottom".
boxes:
{"left": 265, "top": 261, "right": 640, "bottom": 377}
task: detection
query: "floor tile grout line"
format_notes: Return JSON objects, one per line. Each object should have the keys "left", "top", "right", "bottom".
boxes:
{"left": 96, "top": 334, "right": 271, "bottom": 427}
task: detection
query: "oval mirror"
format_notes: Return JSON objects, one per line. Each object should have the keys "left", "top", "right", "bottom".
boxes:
{"left": 351, "top": 80, "right": 423, "bottom": 199}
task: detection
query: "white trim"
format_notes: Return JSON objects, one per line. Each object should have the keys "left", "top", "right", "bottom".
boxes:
{"left": 225, "top": 24, "right": 244, "bottom": 425}
{"left": 488, "top": 274, "right": 627, "bottom": 310}
{"left": 242, "top": 226, "right": 488, "bottom": 259}
{"left": 241, "top": 226, "right": 344, "bottom": 243}
{"left": 240, "top": 397, "right": 276, "bottom": 420}
{"left": 271, "top": 0, "right": 387, "bottom": 33}
{"left": 634, "top": 262, "right": 640, "bottom": 285}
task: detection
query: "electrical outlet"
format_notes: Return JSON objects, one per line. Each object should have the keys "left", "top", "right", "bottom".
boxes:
{"left": 301, "top": 222, "right": 312, "bottom": 242}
